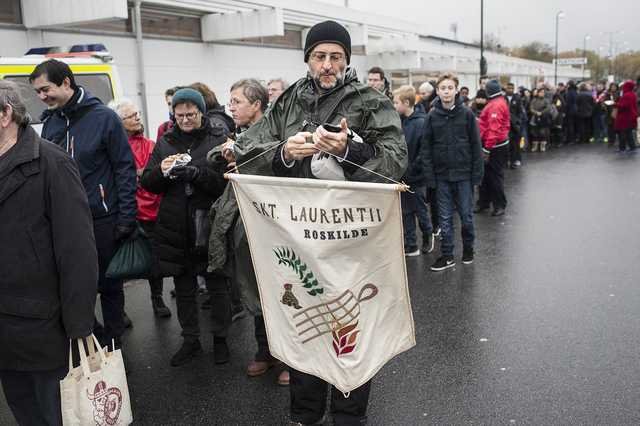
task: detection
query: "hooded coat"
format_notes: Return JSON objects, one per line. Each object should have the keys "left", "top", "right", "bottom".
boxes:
{"left": 206, "top": 68, "right": 407, "bottom": 313}
{"left": 615, "top": 81, "right": 639, "bottom": 131}
{"left": 41, "top": 87, "right": 137, "bottom": 227}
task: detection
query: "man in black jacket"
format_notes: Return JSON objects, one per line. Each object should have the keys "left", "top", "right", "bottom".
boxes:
{"left": 30, "top": 59, "right": 137, "bottom": 347}
{"left": 0, "top": 81, "right": 98, "bottom": 425}
{"left": 505, "top": 83, "right": 524, "bottom": 168}
{"left": 576, "top": 82, "right": 595, "bottom": 143}
{"left": 422, "top": 73, "right": 484, "bottom": 271}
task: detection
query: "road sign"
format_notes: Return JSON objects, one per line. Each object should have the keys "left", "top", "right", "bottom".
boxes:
{"left": 553, "top": 57, "right": 588, "bottom": 66}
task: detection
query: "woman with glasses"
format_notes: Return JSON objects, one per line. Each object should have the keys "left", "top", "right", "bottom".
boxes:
{"left": 141, "top": 88, "right": 231, "bottom": 367}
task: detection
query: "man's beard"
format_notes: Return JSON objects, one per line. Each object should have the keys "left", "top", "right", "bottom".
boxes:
{"left": 312, "top": 69, "right": 345, "bottom": 91}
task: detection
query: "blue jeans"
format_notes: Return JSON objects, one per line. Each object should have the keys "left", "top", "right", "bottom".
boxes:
{"left": 592, "top": 111, "right": 606, "bottom": 141}
{"left": 401, "top": 186, "right": 433, "bottom": 248}
{"left": 436, "top": 180, "right": 475, "bottom": 256}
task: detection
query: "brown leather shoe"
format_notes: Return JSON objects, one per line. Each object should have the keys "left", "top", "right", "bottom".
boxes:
{"left": 246, "top": 359, "right": 278, "bottom": 377}
{"left": 277, "top": 369, "right": 290, "bottom": 386}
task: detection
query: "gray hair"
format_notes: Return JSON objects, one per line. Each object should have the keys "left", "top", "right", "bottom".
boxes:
{"left": 0, "top": 80, "right": 30, "bottom": 126}
{"left": 108, "top": 97, "right": 138, "bottom": 118}
{"left": 267, "top": 78, "right": 289, "bottom": 90}
{"left": 419, "top": 81, "right": 434, "bottom": 94}
{"left": 230, "top": 78, "right": 269, "bottom": 113}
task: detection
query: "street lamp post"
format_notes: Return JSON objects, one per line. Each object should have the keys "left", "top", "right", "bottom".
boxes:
{"left": 480, "top": 0, "right": 487, "bottom": 77}
{"left": 554, "top": 11, "right": 564, "bottom": 86}
{"left": 582, "top": 34, "right": 590, "bottom": 80}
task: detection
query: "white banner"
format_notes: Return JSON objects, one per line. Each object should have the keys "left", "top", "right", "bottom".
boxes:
{"left": 230, "top": 174, "right": 415, "bottom": 393}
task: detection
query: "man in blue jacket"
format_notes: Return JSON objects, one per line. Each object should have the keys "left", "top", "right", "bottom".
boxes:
{"left": 30, "top": 59, "right": 137, "bottom": 348}
{"left": 393, "top": 85, "right": 434, "bottom": 255}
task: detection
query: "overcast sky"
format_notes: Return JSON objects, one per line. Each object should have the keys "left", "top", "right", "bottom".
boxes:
{"left": 322, "top": 0, "right": 639, "bottom": 56}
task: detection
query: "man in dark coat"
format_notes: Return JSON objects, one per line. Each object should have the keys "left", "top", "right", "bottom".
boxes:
{"left": 505, "top": 82, "right": 524, "bottom": 168}
{"left": 576, "top": 83, "right": 595, "bottom": 143}
{"left": 0, "top": 81, "right": 98, "bottom": 425}
{"left": 30, "top": 59, "right": 137, "bottom": 348}
{"left": 564, "top": 81, "right": 578, "bottom": 144}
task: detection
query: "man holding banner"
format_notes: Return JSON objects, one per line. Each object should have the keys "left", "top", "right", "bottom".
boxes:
{"left": 213, "top": 20, "right": 412, "bottom": 426}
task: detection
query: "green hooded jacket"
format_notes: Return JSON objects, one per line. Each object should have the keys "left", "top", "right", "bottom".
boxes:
{"left": 206, "top": 68, "right": 407, "bottom": 313}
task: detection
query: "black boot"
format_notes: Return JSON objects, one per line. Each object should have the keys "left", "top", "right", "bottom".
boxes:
{"left": 170, "top": 339, "right": 202, "bottom": 367}
{"left": 213, "top": 337, "right": 230, "bottom": 365}
{"left": 152, "top": 296, "right": 172, "bottom": 318}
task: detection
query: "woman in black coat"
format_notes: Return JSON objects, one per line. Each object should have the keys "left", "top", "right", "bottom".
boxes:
{"left": 141, "top": 88, "right": 230, "bottom": 367}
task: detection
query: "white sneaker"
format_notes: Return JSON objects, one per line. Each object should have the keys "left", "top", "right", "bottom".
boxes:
{"left": 405, "top": 247, "right": 421, "bottom": 257}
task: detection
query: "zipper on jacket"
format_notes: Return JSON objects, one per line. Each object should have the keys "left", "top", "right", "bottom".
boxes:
{"left": 99, "top": 184, "right": 109, "bottom": 212}
{"left": 65, "top": 116, "right": 71, "bottom": 155}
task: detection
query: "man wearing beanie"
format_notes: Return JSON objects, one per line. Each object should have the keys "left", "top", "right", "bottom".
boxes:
{"left": 476, "top": 80, "right": 510, "bottom": 217}
{"left": 206, "top": 20, "right": 406, "bottom": 426}
{"left": 141, "top": 88, "right": 232, "bottom": 367}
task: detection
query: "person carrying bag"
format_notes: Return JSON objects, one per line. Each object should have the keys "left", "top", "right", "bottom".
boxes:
{"left": 60, "top": 335, "right": 132, "bottom": 425}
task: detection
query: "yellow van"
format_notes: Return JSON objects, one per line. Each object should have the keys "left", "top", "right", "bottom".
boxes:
{"left": 0, "top": 44, "right": 122, "bottom": 131}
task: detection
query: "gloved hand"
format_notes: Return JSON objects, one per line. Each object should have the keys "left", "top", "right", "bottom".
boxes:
{"left": 169, "top": 165, "right": 199, "bottom": 182}
{"left": 114, "top": 224, "right": 136, "bottom": 242}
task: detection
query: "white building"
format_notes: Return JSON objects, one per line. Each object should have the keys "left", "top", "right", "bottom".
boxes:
{"left": 0, "top": 0, "right": 583, "bottom": 135}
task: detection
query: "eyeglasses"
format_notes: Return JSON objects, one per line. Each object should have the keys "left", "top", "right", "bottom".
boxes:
{"left": 227, "top": 98, "right": 244, "bottom": 107}
{"left": 175, "top": 111, "right": 199, "bottom": 121}
{"left": 122, "top": 111, "right": 140, "bottom": 121}
{"left": 309, "top": 51, "right": 345, "bottom": 64}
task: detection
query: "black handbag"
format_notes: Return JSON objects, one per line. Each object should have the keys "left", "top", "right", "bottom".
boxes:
{"left": 105, "top": 225, "right": 153, "bottom": 280}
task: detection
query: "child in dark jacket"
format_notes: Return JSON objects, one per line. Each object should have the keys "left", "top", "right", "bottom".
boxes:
{"left": 393, "top": 85, "right": 434, "bottom": 256}
{"left": 422, "top": 74, "right": 484, "bottom": 271}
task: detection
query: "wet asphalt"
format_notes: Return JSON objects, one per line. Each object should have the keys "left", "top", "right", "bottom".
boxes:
{"left": 2, "top": 143, "right": 640, "bottom": 425}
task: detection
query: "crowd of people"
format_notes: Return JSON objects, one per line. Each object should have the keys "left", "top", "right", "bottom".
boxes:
{"left": 0, "top": 18, "right": 638, "bottom": 425}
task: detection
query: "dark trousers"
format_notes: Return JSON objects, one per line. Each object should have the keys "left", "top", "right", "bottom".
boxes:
{"left": 401, "top": 186, "right": 432, "bottom": 248}
{"left": 138, "top": 220, "right": 163, "bottom": 298}
{"left": 618, "top": 128, "right": 636, "bottom": 151}
{"left": 254, "top": 315, "right": 271, "bottom": 361}
{"left": 230, "top": 276, "right": 242, "bottom": 308}
{"left": 0, "top": 366, "right": 67, "bottom": 426}
{"left": 607, "top": 123, "right": 618, "bottom": 145}
{"left": 93, "top": 218, "right": 124, "bottom": 345}
{"left": 478, "top": 144, "right": 508, "bottom": 210}
{"left": 426, "top": 187, "right": 439, "bottom": 230}
{"left": 593, "top": 111, "right": 606, "bottom": 141}
{"left": 577, "top": 116, "right": 592, "bottom": 143}
{"left": 564, "top": 115, "right": 577, "bottom": 144}
{"left": 174, "top": 271, "right": 231, "bottom": 341}
{"left": 436, "top": 179, "right": 475, "bottom": 257}
{"left": 508, "top": 130, "right": 521, "bottom": 163}
{"left": 290, "top": 368, "right": 371, "bottom": 425}
{"left": 205, "top": 272, "right": 232, "bottom": 337}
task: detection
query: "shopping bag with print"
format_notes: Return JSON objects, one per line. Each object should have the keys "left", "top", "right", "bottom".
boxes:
{"left": 60, "top": 335, "right": 133, "bottom": 426}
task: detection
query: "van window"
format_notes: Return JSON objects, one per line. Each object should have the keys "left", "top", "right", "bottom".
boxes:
{"left": 3, "top": 73, "right": 114, "bottom": 124}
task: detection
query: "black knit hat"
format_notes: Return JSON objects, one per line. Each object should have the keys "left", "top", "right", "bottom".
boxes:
{"left": 304, "top": 20, "right": 351, "bottom": 64}
{"left": 486, "top": 80, "right": 502, "bottom": 98}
